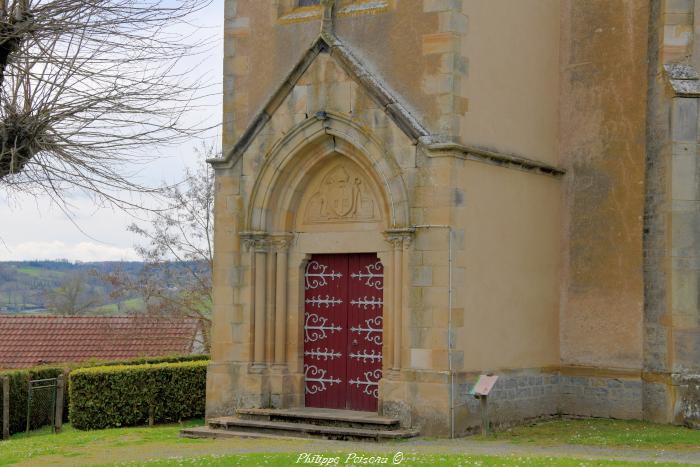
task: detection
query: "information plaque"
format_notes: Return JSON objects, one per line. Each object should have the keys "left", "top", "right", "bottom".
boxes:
{"left": 470, "top": 374, "right": 498, "bottom": 396}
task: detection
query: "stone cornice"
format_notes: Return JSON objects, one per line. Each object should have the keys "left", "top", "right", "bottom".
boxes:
{"left": 423, "top": 141, "right": 565, "bottom": 177}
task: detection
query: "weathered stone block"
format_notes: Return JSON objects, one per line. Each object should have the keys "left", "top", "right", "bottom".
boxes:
{"left": 412, "top": 266, "right": 433, "bottom": 286}
{"left": 422, "top": 73, "right": 454, "bottom": 95}
{"left": 672, "top": 98, "right": 699, "bottom": 142}
{"left": 423, "top": 0, "right": 458, "bottom": 13}
{"left": 671, "top": 268, "right": 700, "bottom": 314}
{"left": 410, "top": 348, "right": 432, "bottom": 369}
{"left": 438, "top": 11, "right": 469, "bottom": 34}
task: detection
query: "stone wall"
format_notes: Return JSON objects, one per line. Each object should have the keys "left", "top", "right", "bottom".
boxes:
{"left": 644, "top": 0, "right": 700, "bottom": 425}
{"left": 210, "top": 0, "right": 700, "bottom": 437}
{"left": 643, "top": 0, "right": 674, "bottom": 423}
{"left": 223, "top": 0, "right": 449, "bottom": 150}
{"left": 454, "top": 369, "right": 643, "bottom": 435}
{"left": 559, "top": 0, "right": 649, "bottom": 372}
{"left": 675, "top": 374, "right": 700, "bottom": 427}
{"left": 559, "top": 374, "right": 642, "bottom": 420}
{"left": 655, "top": 71, "right": 700, "bottom": 425}
{"left": 450, "top": 158, "right": 561, "bottom": 373}
{"left": 456, "top": 370, "right": 560, "bottom": 434}
{"left": 458, "top": 0, "right": 560, "bottom": 165}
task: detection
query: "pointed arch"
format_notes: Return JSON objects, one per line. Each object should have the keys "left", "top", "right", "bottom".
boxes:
{"left": 247, "top": 112, "right": 410, "bottom": 232}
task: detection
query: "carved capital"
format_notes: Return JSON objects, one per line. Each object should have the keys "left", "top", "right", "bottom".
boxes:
{"left": 384, "top": 228, "right": 414, "bottom": 249}
{"left": 269, "top": 233, "right": 294, "bottom": 252}
{"left": 240, "top": 231, "right": 268, "bottom": 252}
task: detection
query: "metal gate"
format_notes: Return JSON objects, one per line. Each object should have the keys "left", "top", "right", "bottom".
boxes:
{"left": 303, "top": 253, "right": 384, "bottom": 412}
{"left": 26, "top": 378, "right": 57, "bottom": 433}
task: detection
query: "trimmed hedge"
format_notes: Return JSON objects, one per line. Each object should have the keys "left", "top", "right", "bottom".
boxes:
{"left": 69, "top": 360, "right": 207, "bottom": 430}
{"left": 0, "top": 354, "right": 208, "bottom": 436}
{"left": 76, "top": 354, "right": 208, "bottom": 369}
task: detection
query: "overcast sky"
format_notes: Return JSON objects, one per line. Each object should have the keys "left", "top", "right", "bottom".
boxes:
{"left": 0, "top": 0, "right": 224, "bottom": 262}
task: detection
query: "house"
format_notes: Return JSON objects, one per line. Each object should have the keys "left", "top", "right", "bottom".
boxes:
{"left": 205, "top": 0, "right": 700, "bottom": 436}
{"left": 0, "top": 316, "right": 205, "bottom": 369}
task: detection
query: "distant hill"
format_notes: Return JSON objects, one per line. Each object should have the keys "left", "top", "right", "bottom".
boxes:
{"left": 0, "top": 261, "right": 146, "bottom": 314}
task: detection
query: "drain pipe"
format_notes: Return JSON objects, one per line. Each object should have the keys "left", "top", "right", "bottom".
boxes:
{"left": 411, "top": 224, "right": 454, "bottom": 438}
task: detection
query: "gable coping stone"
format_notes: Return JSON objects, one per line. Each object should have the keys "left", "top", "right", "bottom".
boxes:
{"left": 211, "top": 32, "right": 564, "bottom": 178}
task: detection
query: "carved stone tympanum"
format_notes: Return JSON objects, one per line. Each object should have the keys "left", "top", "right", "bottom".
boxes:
{"left": 304, "top": 163, "right": 378, "bottom": 224}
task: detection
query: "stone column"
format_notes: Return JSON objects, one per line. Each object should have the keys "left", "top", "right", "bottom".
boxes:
{"left": 392, "top": 239, "right": 402, "bottom": 370}
{"left": 384, "top": 228, "right": 414, "bottom": 372}
{"left": 266, "top": 249, "right": 276, "bottom": 364}
{"left": 242, "top": 232, "right": 269, "bottom": 369}
{"left": 377, "top": 249, "right": 394, "bottom": 372}
{"left": 400, "top": 235, "right": 411, "bottom": 366}
{"left": 254, "top": 245, "right": 267, "bottom": 366}
{"left": 272, "top": 235, "right": 293, "bottom": 366}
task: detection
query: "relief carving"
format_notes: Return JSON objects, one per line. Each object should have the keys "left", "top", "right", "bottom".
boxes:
{"left": 304, "top": 164, "right": 379, "bottom": 224}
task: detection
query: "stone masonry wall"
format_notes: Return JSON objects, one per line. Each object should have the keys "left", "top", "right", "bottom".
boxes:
{"left": 559, "top": 0, "right": 649, "bottom": 371}
{"left": 456, "top": 370, "right": 560, "bottom": 434}
{"left": 643, "top": 0, "right": 674, "bottom": 423}
{"left": 453, "top": 369, "right": 644, "bottom": 435}
{"left": 559, "top": 374, "right": 642, "bottom": 419}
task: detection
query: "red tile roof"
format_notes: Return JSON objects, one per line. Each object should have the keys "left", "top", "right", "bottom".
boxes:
{"left": 0, "top": 316, "right": 203, "bottom": 369}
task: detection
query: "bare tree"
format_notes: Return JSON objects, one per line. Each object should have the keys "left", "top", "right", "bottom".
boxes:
{"left": 102, "top": 144, "right": 214, "bottom": 350}
{"left": 0, "top": 0, "right": 213, "bottom": 206}
{"left": 45, "top": 271, "right": 100, "bottom": 315}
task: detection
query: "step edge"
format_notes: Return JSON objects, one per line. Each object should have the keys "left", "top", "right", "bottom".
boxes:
{"left": 205, "top": 425, "right": 416, "bottom": 440}
{"left": 180, "top": 426, "right": 302, "bottom": 440}
{"left": 209, "top": 418, "right": 417, "bottom": 437}
{"left": 233, "top": 409, "right": 400, "bottom": 425}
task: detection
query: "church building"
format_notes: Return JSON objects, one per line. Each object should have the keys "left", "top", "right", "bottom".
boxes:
{"left": 205, "top": 0, "right": 700, "bottom": 436}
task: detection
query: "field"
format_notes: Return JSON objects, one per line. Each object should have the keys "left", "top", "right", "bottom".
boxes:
{"left": 0, "top": 261, "right": 173, "bottom": 314}
{"left": 90, "top": 298, "right": 145, "bottom": 315}
{"left": 1, "top": 418, "right": 699, "bottom": 466}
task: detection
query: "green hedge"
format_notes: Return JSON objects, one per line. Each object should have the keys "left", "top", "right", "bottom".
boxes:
{"left": 69, "top": 360, "right": 207, "bottom": 430}
{"left": 75, "top": 354, "right": 208, "bottom": 369}
{"left": 0, "top": 354, "right": 208, "bottom": 436}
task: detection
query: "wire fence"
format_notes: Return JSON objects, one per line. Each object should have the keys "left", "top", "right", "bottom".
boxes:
{"left": 25, "top": 378, "right": 57, "bottom": 433}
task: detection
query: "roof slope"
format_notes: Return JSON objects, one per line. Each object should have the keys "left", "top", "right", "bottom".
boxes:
{"left": 0, "top": 316, "right": 202, "bottom": 369}
{"left": 210, "top": 35, "right": 429, "bottom": 169}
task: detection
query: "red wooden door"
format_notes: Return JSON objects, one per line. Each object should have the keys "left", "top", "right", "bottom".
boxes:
{"left": 303, "top": 254, "right": 347, "bottom": 409}
{"left": 304, "top": 253, "right": 383, "bottom": 412}
{"left": 347, "top": 254, "right": 384, "bottom": 411}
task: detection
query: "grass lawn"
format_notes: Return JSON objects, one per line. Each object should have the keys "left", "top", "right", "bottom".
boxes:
{"left": 0, "top": 418, "right": 698, "bottom": 466}
{"left": 475, "top": 418, "right": 700, "bottom": 450}
{"left": 99, "top": 453, "right": 687, "bottom": 466}
{"left": 0, "top": 420, "right": 205, "bottom": 466}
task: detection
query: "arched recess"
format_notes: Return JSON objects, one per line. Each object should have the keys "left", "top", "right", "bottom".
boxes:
{"left": 247, "top": 112, "right": 410, "bottom": 232}
{"left": 240, "top": 112, "right": 413, "bottom": 411}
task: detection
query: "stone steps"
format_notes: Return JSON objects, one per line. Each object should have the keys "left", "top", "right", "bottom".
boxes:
{"left": 180, "top": 408, "right": 418, "bottom": 442}
{"left": 180, "top": 425, "right": 299, "bottom": 440}
{"left": 236, "top": 407, "right": 401, "bottom": 430}
{"left": 209, "top": 416, "right": 418, "bottom": 441}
